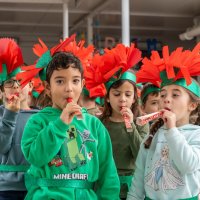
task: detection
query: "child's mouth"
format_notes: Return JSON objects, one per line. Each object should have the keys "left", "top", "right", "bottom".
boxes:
{"left": 164, "top": 107, "right": 171, "bottom": 111}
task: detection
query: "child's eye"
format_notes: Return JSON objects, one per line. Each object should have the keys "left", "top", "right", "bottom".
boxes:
{"left": 56, "top": 80, "right": 64, "bottom": 84}
{"left": 173, "top": 93, "right": 179, "bottom": 97}
{"left": 73, "top": 79, "right": 80, "bottom": 84}
{"left": 160, "top": 94, "right": 166, "bottom": 98}
{"left": 125, "top": 94, "right": 132, "bottom": 97}
{"left": 113, "top": 93, "right": 120, "bottom": 96}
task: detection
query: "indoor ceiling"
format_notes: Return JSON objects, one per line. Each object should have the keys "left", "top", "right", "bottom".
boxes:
{"left": 0, "top": 0, "right": 200, "bottom": 62}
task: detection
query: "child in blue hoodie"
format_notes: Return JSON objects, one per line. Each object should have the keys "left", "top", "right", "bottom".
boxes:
{"left": 127, "top": 44, "right": 200, "bottom": 200}
{"left": 0, "top": 38, "right": 38, "bottom": 200}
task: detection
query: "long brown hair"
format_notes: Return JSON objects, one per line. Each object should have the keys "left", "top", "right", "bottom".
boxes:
{"left": 100, "top": 79, "right": 142, "bottom": 122}
{"left": 144, "top": 85, "right": 200, "bottom": 149}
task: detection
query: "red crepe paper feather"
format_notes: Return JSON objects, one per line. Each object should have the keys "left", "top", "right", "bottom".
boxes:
{"left": 32, "top": 77, "right": 44, "bottom": 94}
{"left": 136, "top": 43, "right": 200, "bottom": 86}
{"left": 33, "top": 38, "right": 48, "bottom": 57}
{"left": 50, "top": 34, "right": 76, "bottom": 55}
{"left": 17, "top": 67, "right": 41, "bottom": 88}
{"left": 17, "top": 35, "right": 94, "bottom": 88}
{"left": 0, "top": 38, "right": 23, "bottom": 75}
{"left": 63, "top": 39, "right": 94, "bottom": 70}
{"left": 84, "top": 43, "right": 142, "bottom": 97}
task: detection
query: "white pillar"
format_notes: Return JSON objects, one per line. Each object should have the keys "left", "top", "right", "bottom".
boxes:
{"left": 63, "top": 0, "right": 69, "bottom": 40}
{"left": 121, "top": 0, "right": 130, "bottom": 46}
{"left": 87, "top": 16, "right": 93, "bottom": 45}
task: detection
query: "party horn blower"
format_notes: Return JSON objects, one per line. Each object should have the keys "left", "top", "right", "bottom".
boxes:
{"left": 121, "top": 107, "right": 133, "bottom": 133}
{"left": 7, "top": 92, "right": 19, "bottom": 103}
{"left": 136, "top": 111, "right": 163, "bottom": 126}
{"left": 66, "top": 97, "right": 83, "bottom": 120}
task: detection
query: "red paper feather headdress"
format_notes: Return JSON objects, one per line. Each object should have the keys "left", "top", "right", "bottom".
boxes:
{"left": 0, "top": 38, "right": 24, "bottom": 84}
{"left": 136, "top": 43, "right": 200, "bottom": 97}
{"left": 84, "top": 43, "right": 142, "bottom": 98}
{"left": 17, "top": 34, "right": 94, "bottom": 88}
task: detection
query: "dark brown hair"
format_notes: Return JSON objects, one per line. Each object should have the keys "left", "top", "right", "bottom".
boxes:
{"left": 36, "top": 52, "right": 83, "bottom": 108}
{"left": 46, "top": 52, "right": 83, "bottom": 84}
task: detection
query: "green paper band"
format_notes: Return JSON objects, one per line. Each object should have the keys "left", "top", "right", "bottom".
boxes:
{"left": 82, "top": 87, "right": 90, "bottom": 96}
{"left": 160, "top": 71, "right": 200, "bottom": 97}
{"left": 36, "top": 50, "right": 52, "bottom": 81}
{"left": 95, "top": 97, "right": 104, "bottom": 106}
{"left": 32, "top": 91, "right": 40, "bottom": 98}
{"left": 0, "top": 64, "right": 8, "bottom": 84}
{"left": 105, "top": 71, "right": 136, "bottom": 90}
{"left": 7, "top": 67, "right": 21, "bottom": 79}
{"left": 141, "top": 85, "right": 160, "bottom": 102}
{"left": 0, "top": 64, "right": 21, "bottom": 85}
{"left": 161, "top": 78, "right": 200, "bottom": 98}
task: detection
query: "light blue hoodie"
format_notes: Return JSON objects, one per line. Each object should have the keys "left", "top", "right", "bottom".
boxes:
{"left": 127, "top": 124, "right": 200, "bottom": 200}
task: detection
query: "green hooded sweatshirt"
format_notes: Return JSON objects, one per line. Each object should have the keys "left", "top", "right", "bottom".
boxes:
{"left": 21, "top": 107, "right": 120, "bottom": 200}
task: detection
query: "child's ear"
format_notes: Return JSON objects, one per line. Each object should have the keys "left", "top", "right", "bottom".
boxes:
{"left": 82, "top": 79, "right": 85, "bottom": 88}
{"left": 28, "top": 81, "right": 34, "bottom": 91}
{"left": 44, "top": 81, "right": 51, "bottom": 98}
{"left": 188, "top": 102, "right": 198, "bottom": 112}
{"left": 141, "top": 104, "right": 145, "bottom": 112}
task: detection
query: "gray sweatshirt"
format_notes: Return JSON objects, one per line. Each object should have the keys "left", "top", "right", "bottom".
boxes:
{"left": 0, "top": 105, "right": 38, "bottom": 191}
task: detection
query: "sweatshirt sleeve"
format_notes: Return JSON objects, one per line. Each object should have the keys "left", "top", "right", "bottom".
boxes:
{"left": 0, "top": 108, "right": 18, "bottom": 154}
{"left": 21, "top": 115, "right": 69, "bottom": 167}
{"left": 128, "top": 122, "right": 149, "bottom": 157}
{"left": 127, "top": 143, "right": 146, "bottom": 200}
{"left": 165, "top": 127, "right": 200, "bottom": 175}
{"left": 95, "top": 121, "right": 120, "bottom": 200}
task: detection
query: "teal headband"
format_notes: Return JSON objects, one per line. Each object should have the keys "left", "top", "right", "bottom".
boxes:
{"left": 95, "top": 97, "right": 104, "bottom": 106}
{"left": 141, "top": 85, "right": 160, "bottom": 102}
{"left": 0, "top": 64, "right": 21, "bottom": 85}
{"left": 32, "top": 91, "right": 40, "bottom": 98}
{"left": 161, "top": 78, "right": 200, "bottom": 97}
{"left": 160, "top": 71, "right": 200, "bottom": 97}
{"left": 105, "top": 71, "right": 136, "bottom": 90}
{"left": 36, "top": 50, "right": 52, "bottom": 81}
{"left": 82, "top": 87, "right": 90, "bottom": 97}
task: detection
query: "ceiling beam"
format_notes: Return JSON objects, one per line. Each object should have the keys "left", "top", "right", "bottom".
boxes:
{"left": 0, "top": 22, "right": 184, "bottom": 32}
{"left": 0, "top": 0, "right": 63, "bottom": 3}
{"left": 69, "top": 0, "right": 112, "bottom": 33}
{"left": 0, "top": 21, "right": 61, "bottom": 27}
{"left": 0, "top": 6, "right": 193, "bottom": 18}
{"left": 0, "top": 31, "right": 60, "bottom": 36}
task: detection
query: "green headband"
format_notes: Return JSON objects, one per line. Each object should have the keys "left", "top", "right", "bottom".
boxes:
{"left": 82, "top": 87, "right": 90, "bottom": 97}
{"left": 95, "top": 97, "right": 104, "bottom": 106}
{"left": 36, "top": 50, "right": 52, "bottom": 81}
{"left": 141, "top": 85, "right": 160, "bottom": 102}
{"left": 160, "top": 71, "right": 200, "bottom": 97}
{"left": 0, "top": 64, "right": 21, "bottom": 85}
{"left": 105, "top": 71, "right": 136, "bottom": 90}
{"left": 32, "top": 91, "right": 40, "bottom": 98}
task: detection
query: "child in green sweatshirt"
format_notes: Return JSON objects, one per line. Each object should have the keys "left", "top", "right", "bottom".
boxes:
{"left": 20, "top": 37, "right": 120, "bottom": 200}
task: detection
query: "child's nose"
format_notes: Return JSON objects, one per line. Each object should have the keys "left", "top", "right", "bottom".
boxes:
{"left": 65, "top": 83, "right": 73, "bottom": 92}
{"left": 13, "top": 81, "right": 19, "bottom": 89}
{"left": 120, "top": 94, "right": 126, "bottom": 102}
{"left": 164, "top": 96, "right": 170, "bottom": 104}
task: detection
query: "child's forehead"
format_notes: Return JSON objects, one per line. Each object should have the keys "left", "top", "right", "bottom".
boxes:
{"left": 115, "top": 81, "right": 135, "bottom": 89}
{"left": 51, "top": 67, "right": 81, "bottom": 78}
{"left": 161, "top": 84, "right": 183, "bottom": 92}
{"left": 147, "top": 92, "right": 160, "bottom": 99}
